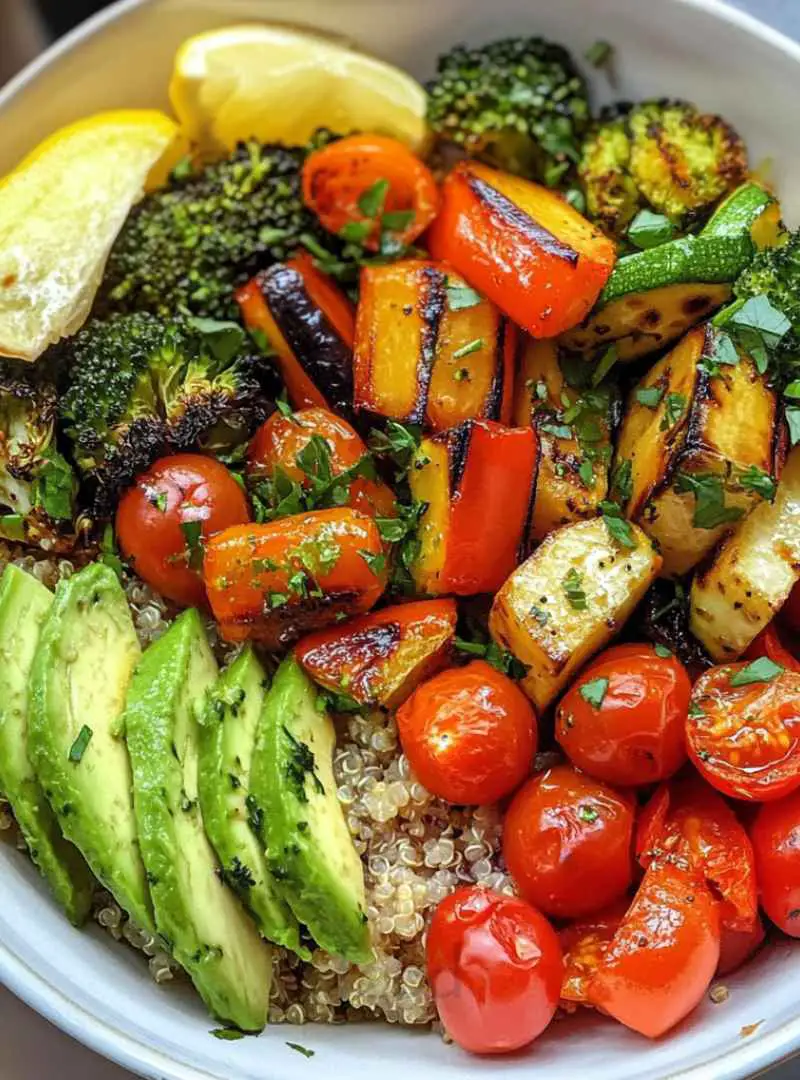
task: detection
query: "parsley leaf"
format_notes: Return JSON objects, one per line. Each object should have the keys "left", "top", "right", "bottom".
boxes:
{"left": 578, "top": 804, "right": 599, "bottom": 823}
{"left": 674, "top": 472, "right": 745, "bottom": 530}
{"left": 357, "top": 178, "right": 389, "bottom": 219}
{"left": 610, "top": 459, "right": 633, "bottom": 506}
{"left": 99, "top": 523, "right": 124, "bottom": 581}
{"left": 584, "top": 39, "right": 614, "bottom": 68}
{"left": 578, "top": 458, "right": 594, "bottom": 488}
{"left": 580, "top": 677, "right": 609, "bottom": 709}
{"left": 660, "top": 392, "right": 686, "bottom": 431}
{"left": 68, "top": 725, "right": 93, "bottom": 763}
{"left": 565, "top": 188, "right": 586, "bottom": 213}
{"left": 446, "top": 282, "right": 482, "bottom": 311}
{"left": 539, "top": 421, "right": 573, "bottom": 440}
{"left": 591, "top": 344, "right": 618, "bottom": 387}
{"left": 599, "top": 500, "right": 637, "bottom": 548}
{"left": 368, "top": 421, "right": 421, "bottom": 477}
{"left": 211, "top": 1028, "right": 245, "bottom": 1041}
{"left": 286, "top": 1042, "right": 316, "bottom": 1058}
{"left": 714, "top": 295, "right": 791, "bottom": 374}
{"left": 180, "top": 519, "right": 204, "bottom": 570}
{"left": 654, "top": 643, "right": 672, "bottom": 658}
{"left": 788, "top": 406, "right": 800, "bottom": 447}
{"left": 32, "top": 450, "right": 76, "bottom": 522}
{"left": 636, "top": 386, "right": 664, "bottom": 409}
{"left": 186, "top": 316, "right": 245, "bottom": 364}
{"left": 453, "top": 637, "right": 528, "bottom": 680}
{"left": 452, "top": 337, "right": 484, "bottom": 360}
{"left": 562, "top": 567, "right": 587, "bottom": 610}
{"left": 737, "top": 465, "right": 777, "bottom": 501}
{"left": 359, "top": 549, "right": 386, "bottom": 576}
{"left": 627, "top": 209, "right": 676, "bottom": 250}
{"left": 730, "top": 657, "right": 784, "bottom": 687}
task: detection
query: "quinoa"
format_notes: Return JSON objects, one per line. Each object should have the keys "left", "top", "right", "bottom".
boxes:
{"left": 0, "top": 543, "right": 515, "bottom": 1029}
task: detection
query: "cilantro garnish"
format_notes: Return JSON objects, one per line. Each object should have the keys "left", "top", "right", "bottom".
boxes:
{"left": 579, "top": 677, "right": 609, "bottom": 709}
{"left": 674, "top": 472, "right": 745, "bottom": 530}
{"left": 562, "top": 567, "right": 587, "bottom": 610}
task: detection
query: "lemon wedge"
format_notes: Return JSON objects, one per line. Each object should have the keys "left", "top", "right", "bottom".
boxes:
{"left": 170, "top": 24, "right": 429, "bottom": 156}
{"left": 0, "top": 110, "right": 180, "bottom": 363}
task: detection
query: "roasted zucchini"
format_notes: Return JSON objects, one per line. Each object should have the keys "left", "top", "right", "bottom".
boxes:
{"left": 614, "top": 323, "right": 783, "bottom": 577}
{"left": 690, "top": 447, "right": 800, "bottom": 661}
{"left": 353, "top": 260, "right": 514, "bottom": 430}
{"left": 409, "top": 419, "right": 538, "bottom": 596}
{"left": 489, "top": 518, "right": 661, "bottom": 711}
{"left": 513, "top": 337, "right": 612, "bottom": 542}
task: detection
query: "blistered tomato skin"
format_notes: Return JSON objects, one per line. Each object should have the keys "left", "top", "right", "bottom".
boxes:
{"left": 396, "top": 660, "right": 537, "bottom": 805}
{"left": 751, "top": 790, "right": 800, "bottom": 936}
{"left": 558, "top": 899, "right": 629, "bottom": 1010}
{"left": 556, "top": 643, "right": 690, "bottom": 786}
{"left": 426, "top": 886, "right": 563, "bottom": 1055}
{"left": 503, "top": 764, "right": 635, "bottom": 920}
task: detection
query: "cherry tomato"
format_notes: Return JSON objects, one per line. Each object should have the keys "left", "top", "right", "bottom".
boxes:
{"left": 426, "top": 886, "right": 563, "bottom": 1055}
{"left": 248, "top": 406, "right": 396, "bottom": 520}
{"left": 781, "top": 580, "right": 800, "bottom": 636}
{"left": 116, "top": 453, "right": 249, "bottom": 607}
{"left": 637, "top": 774, "right": 757, "bottom": 931}
{"left": 687, "top": 663, "right": 800, "bottom": 801}
{"left": 556, "top": 643, "right": 690, "bottom": 786}
{"left": 746, "top": 622, "right": 800, "bottom": 674}
{"left": 717, "top": 916, "right": 765, "bottom": 976}
{"left": 587, "top": 858, "right": 720, "bottom": 1038}
{"left": 396, "top": 661, "right": 537, "bottom": 805}
{"left": 751, "top": 789, "right": 800, "bottom": 936}
{"left": 558, "top": 899, "right": 628, "bottom": 1010}
{"left": 303, "top": 135, "right": 439, "bottom": 251}
{"left": 503, "top": 764, "right": 635, "bottom": 919}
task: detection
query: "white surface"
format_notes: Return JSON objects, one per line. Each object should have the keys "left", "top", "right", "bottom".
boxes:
{"left": 2, "top": 1, "right": 800, "bottom": 1078}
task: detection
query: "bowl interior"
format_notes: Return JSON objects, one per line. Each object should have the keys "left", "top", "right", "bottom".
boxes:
{"left": 2, "top": 1, "right": 800, "bottom": 1078}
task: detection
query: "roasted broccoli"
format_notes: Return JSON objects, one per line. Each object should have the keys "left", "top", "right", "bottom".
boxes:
{"left": 579, "top": 100, "right": 748, "bottom": 236}
{"left": 426, "top": 37, "right": 590, "bottom": 181}
{"left": 734, "top": 231, "right": 800, "bottom": 355}
{"left": 0, "top": 367, "right": 77, "bottom": 548}
{"left": 98, "top": 141, "right": 345, "bottom": 322}
{"left": 60, "top": 312, "right": 275, "bottom": 508}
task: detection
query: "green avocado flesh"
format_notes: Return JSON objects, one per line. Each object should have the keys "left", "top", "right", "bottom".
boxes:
{"left": 27, "top": 562, "right": 153, "bottom": 933}
{"left": 0, "top": 565, "right": 94, "bottom": 925}
{"left": 250, "top": 655, "right": 372, "bottom": 965}
{"left": 198, "top": 645, "right": 307, "bottom": 958}
{"left": 124, "top": 609, "right": 272, "bottom": 1032}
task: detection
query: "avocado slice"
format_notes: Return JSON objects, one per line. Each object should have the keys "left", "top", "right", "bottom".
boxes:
{"left": 27, "top": 563, "right": 153, "bottom": 933}
{"left": 198, "top": 645, "right": 307, "bottom": 958}
{"left": 250, "top": 655, "right": 372, "bottom": 964}
{"left": 124, "top": 609, "right": 272, "bottom": 1031}
{"left": 0, "top": 565, "right": 94, "bottom": 925}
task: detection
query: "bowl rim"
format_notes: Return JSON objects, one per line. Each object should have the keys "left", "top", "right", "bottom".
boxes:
{"left": 2, "top": 0, "right": 800, "bottom": 1077}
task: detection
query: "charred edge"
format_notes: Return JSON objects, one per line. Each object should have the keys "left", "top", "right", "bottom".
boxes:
{"left": 414, "top": 266, "right": 447, "bottom": 425}
{"left": 448, "top": 420, "right": 474, "bottom": 493}
{"left": 771, "top": 399, "right": 790, "bottom": 480}
{"left": 653, "top": 329, "right": 708, "bottom": 499}
{"left": 466, "top": 173, "right": 579, "bottom": 266}
{"left": 306, "top": 622, "right": 402, "bottom": 700}
{"left": 261, "top": 264, "right": 354, "bottom": 416}
{"left": 232, "top": 590, "right": 365, "bottom": 650}
{"left": 483, "top": 318, "right": 507, "bottom": 421}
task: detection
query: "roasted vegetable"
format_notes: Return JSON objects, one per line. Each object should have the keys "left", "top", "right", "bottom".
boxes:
{"left": 353, "top": 260, "right": 515, "bottom": 429}
{"left": 690, "top": 446, "right": 800, "bottom": 661}
{"left": 734, "top": 228, "right": 800, "bottom": 358}
{"left": 237, "top": 253, "right": 355, "bottom": 416}
{"left": 203, "top": 509, "right": 387, "bottom": 647}
{"left": 513, "top": 338, "right": 613, "bottom": 542}
{"left": 426, "top": 37, "right": 590, "bottom": 181}
{"left": 247, "top": 406, "right": 396, "bottom": 521}
{"left": 409, "top": 419, "right": 538, "bottom": 596}
{"left": 296, "top": 598, "right": 457, "bottom": 708}
{"left": 562, "top": 183, "right": 779, "bottom": 361}
{"left": 579, "top": 100, "right": 748, "bottom": 236}
{"left": 427, "top": 161, "right": 616, "bottom": 338}
{"left": 0, "top": 366, "right": 77, "bottom": 548}
{"left": 614, "top": 323, "right": 784, "bottom": 577}
{"left": 489, "top": 517, "right": 661, "bottom": 711}
{"left": 99, "top": 141, "right": 346, "bottom": 322}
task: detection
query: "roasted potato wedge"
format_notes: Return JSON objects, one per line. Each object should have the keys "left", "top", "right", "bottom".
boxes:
{"left": 409, "top": 419, "right": 538, "bottom": 596}
{"left": 690, "top": 447, "right": 800, "bottom": 661}
{"left": 614, "top": 323, "right": 783, "bottom": 577}
{"left": 489, "top": 517, "right": 661, "bottom": 711}
{"left": 296, "top": 599, "right": 457, "bottom": 709}
{"left": 513, "top": 337, "right": 612, "bottom": 542}
{"left": 353, "top": 259, "right": 514, "bottom": 430}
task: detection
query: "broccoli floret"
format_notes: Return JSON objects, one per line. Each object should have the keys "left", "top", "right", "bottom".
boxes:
{"left": 426, "top": 37, "right": 590, "bottom": 181}
{"left": 579, "top": 100, "right": 747, "bottom": 236}
{"left": 734, "top": 232, "right": 800, "bottom": 353}
{"left": 0, "top": 367, "right": 77, "bottom": 548}
{"left": 59, "top": 312, "right": 275, "bottom": 508}
{"left": 98, "top": 141, "right": 344, "bottom": 322}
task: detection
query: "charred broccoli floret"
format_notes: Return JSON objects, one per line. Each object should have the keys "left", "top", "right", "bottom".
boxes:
{"left": 426, "top": 37, "right": 590, "bottom": 181}
{"left": 98, "top": 141, "right": 344, "bottom": 322}
{"left": 0, "top": 367, "right": 77, "bottom": 548}
{"left": 579, "top": 100, "right": 748, "bottom": 236}
{"left": 60, "top": 312, "right": 274, "bottom": 508}
{"left": 734, "top": 231, "right": 800, "bottom": 355}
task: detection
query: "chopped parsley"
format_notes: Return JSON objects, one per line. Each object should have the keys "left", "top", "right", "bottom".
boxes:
{"left": 610, "top": 458, "right": 633, "bottom": 506}
{"left": 636, "top": 386, "right": 664, "bottom": 409}
{"left": 68, "top": 725, "right": 93, "bottom": 763}
{"left": 578, "top": 804, "right": 600, "bottom": 823}
{"left": 578, "top": 458, "right": 594, "bottom": 489}
{"left": 584, "top": 39, "right": 614, "bottom": 68}
{"left": 453, "top": 636, "right": 527, "bottom": 680}
{"left": 283, "top": 726, "right": 325, "bottom": 802}
{"left": 627, "top": 209, "right": 675, "bottom": 250}
{"left": 599, "top": 500, "right": 637, "bottom": 549}
{"left": 180, "top": 519, "right": 204, "bottom": 570}
{"left": 713, "top": 294, "right": 791, "bottom": 374}
{"left": 737, "top": 465, "right": 777, "bottom": 501}
{"left": 562, "top": 567, "right": 587, "bottom": 610}
{"left": 211, "top": 1028, "right": 246, "bottom": 1041}
{"left": 729, "top": 657, "right": 784, "bottom": 687}
{"left": 654, "top": 644, "right": 672, "bottom": 659}
{"left": 99, "top": 523, "right": 124, "bottom": 582}
{"left": 359, "top": 549, "right": 386, "bottom": 576}
{"left": 286, "top": 1042, "right": 315, "bottom": 1058}
{"left": 357, "top": 178, "right": 390, "bottom": 219}
{"left": 579, "top": 677, "right": 609, "bottom": 709}
{"left": 368, "top": 421, "right": 421, "bottom": 478}
{"left": 660, "top": 392, "right": 687, "bottom": 431}
{"left": 446, "top": 282, "right": 482, "bottom": 311}
{"left": 529, "top": 605, "right": 550, "bottom": 626}
{"left": 674, "top": 472, "right": 745, "bottom": 530}
{"left": 452, "top": 337, "right": 484, "bottom": 360}
{"left": 591, "top": 344, "right": 618, "bottom": 387}
{"left": 688, "top": 701, "right": 706, "bottom": 719}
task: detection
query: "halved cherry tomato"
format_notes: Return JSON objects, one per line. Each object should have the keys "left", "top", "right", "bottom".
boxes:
{"left": 687, "top": 663, "right": 800, "bottom": 801}
{"left": 746, "top": 622, "right": 800, "bottom": 675}
{"left": 555, "top": 643, "right": 690, "bottom": 786}
{"left": 780, "top": 580, "right": 800, "bottom": 636}
{"left": 426, "top": 886, "right": 563, "bottom": 1055}
{"left": 637, "top": 774, "right": 757, "bottom": 932}
{"left": 717, "top": 916, "right": 765, "bottom": 976}
{"left": 503, "top": 764, "right": 635, "bottom": 919}
{"left": 751, "top": 788, "right": 800, "bottom": 936}
{"left": 303, "top": 135, "right": 439, "bottom": 251}
{"left": 587, "top": 858, "right": 720, "bottom": 1038}
{"left": 396, "top": 660, "right": 537, "bottom": 805}
{"left": 558, "top": 899, "right": 628, "bottom": 1011}
{"left": 116, "top": 453, "right": 249, "bottom": 608}
{"left": 247, "top": 406, "right": 396, "bottom": 520}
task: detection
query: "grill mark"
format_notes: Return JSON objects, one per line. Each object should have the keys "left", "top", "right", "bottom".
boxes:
{"left": 467, "top": 174, "right": 579, "bottom": 266}
{"left": 413, "top": 266, "right": 447, "bottom": 424}
{"left": 483, "top": 317, "right": 507, "bottom": 420}
{"left": 448, "top": 420, "right": 474, "bottom": 492}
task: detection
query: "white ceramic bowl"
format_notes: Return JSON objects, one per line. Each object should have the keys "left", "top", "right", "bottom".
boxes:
{"left": 2, "top": 1, "right": 800, "bottom": 1077}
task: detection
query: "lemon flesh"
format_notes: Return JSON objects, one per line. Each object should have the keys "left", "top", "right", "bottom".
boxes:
{"left": 170, "top": 24, "right": 428, "bottom": 156}
{"left": 0, "top": 110, "right": 180, "bottom": 363}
